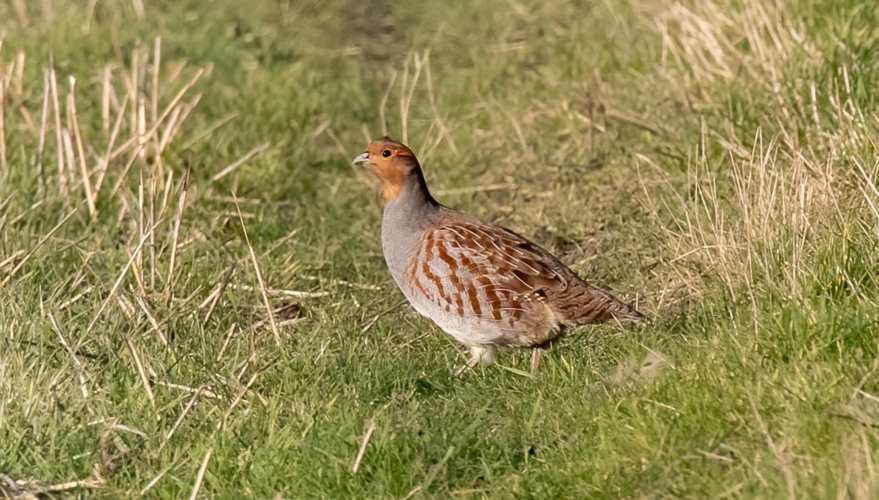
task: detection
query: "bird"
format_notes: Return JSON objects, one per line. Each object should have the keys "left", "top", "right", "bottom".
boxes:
{"left": 354, "top": 136, "right": 645, "bottom": 375}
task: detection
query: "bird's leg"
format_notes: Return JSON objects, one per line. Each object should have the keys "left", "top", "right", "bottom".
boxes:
{"left": 454, "top": 345, "right": 494, "bottom": 377}
{"left": 530, "top": 348, "right": 543, "bottom": 374}
{"left": 473, "top": 345, "right": 495, "bottom": 364}
{"left": 454, "top": 356, "right": 479, "bottom": 377}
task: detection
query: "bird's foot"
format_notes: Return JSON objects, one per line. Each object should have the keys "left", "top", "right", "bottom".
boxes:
{"left": 453, "top": 357, "right": 479, "bottom": 377}
{"left": 454, "top": 345, "right": 495, "bottom": 377}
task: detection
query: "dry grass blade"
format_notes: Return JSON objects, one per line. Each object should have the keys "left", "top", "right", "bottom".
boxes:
{"left": 324, "top": 127, "right": 348, "bottom": 158}
{"left": 159, "top": 168, "right": 174, "bottom": 220}
{"left": 233, "top": 195, "right": 281, "bottom": 345}
{"left": 262, "top": 228, "right": 298, "bottom": 257}
{"left": 202, "top": 264, "right": 235, "bottom": 326}
{"left": 86, "top": 220, "right": 161, "bottom": 333}
{"left": 158, "top": 101, "right": 186, "bottom": 152}
{"left": 149, "top": 171, "right": 158, "bottom": 289}
{"left": 2, "top": 476, "right": 103, "bottom": 497}
{"left": 67, "top": 76, "right": 96, "bottom": 215}
{"left": 162, "top": 95, "right": 193, "bottom": 153}
{"left": 166, "top": 169, "right": 189, "bottom": 298}
{"left": 0, "top": 191, "right": 15, "bottom": 214}
{"left": 37, "top": 69, "right": 49, "bottom": 162}
{"left": 496, "top": 363, "right": 536, "bottom": 379}
{"left": 151, "top": 37, "right": 161, "bottom": 127}
{"left": 0, "top": 82, "right": 7, "bottom": 171}
{"left": 38, "top": 477, "right": 103, "bottom": 493}
{"left": 228, "top": 284, "right": 329, "bottom": 298}
{"left": 217, "top": 361, "right": 277, "bottom": 430}
{"left": 49, "top": 65, "right": 67, "bottom": 201}
{"left": 138, "top": 464, "right": 175, "bottom": 497}
{"left": 0, "top": 209, "right": 78, "bottom": 287}
{"left": 134, "top": 293, "right": 168, "bottom": 345}
{"left": 401, "top": 486, "right": 423, "bottom": 500}
{"left": 433, "top": 183, "right": 514, "bottom": 196}
{"left": 0, "top": 250, "right": 25, "bottom": 271}
{"left": 182, "top": 111, "right": 238, "bottom": 149}
{"left": 211, "top": 142, "right": 270, "bottom": 181}
{"left": 189, "top": 447, "right": 213, "bottom": 500}
{"left": 93, "top": 95, "right": 129, "bottom": 198}
{"left": 7, "top": 199, "right": 44, "bottom": 226}
{"left": 302, "top": 274, "right": 380, "bottom": 291}
{"left": 153, "top": 380, "right": 221, "bottom": 399}
{"left": 352, "top": 420, "right": 377, "bottom": 474}
{"left": 101, "top": 65, "right": 111, "bottom": 131}
{"left": 216, "top": 322, "right": 237, "bottom": 361}
{"left": 14, "top": 51, "right": 25, "bottom": 98}
{"left": 146, "top": 67, "right": 202, "bottom": 138}
{"left": 400, "top": 51, "right": 428, "bottom": 145}
{"left": 48, "top": 312, "right": 91, "bottom": 399}
{"left": 116, "top": 292, "right": 136, "bottom": 318}
{"left": 61, "top": 129, "right": 77, "bottom": 190}
{"left": 130, "top": 0, "right": 145, "bottom": 18}
{"left": 125, "top": 337, "right": 155, "bottom": 407}
{"left": 158, "top": 386, "right": 202, "bottom": 453}
{"left": 137, "top": 169, "right": 146, "bottom": 292}
{"left": 604, "top": 108, "right": 661, "bottom": 135}
{"left": 58, "top": 285, "right": 94, "bottom": 310}
{"left": 125, "top": 46, "right": 139, "bottom": 144}
{"left": 379, "top": 70, "right": 398, "bottom": 137}
{"left": 107, "top": 145, "right": 141, "bottom": 199}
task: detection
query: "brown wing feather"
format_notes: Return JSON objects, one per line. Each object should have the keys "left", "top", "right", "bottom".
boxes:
{"left": 436, "top": 220, "right": 644, "bottom": 326}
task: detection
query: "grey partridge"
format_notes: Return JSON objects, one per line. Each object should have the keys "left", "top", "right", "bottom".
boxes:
{"left": 354, "top": 137, "right": 644, "bottom": 374}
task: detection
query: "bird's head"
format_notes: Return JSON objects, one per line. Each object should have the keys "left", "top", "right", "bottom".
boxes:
{"left": 353, "top": 136, "right": 422, "bottom": 202}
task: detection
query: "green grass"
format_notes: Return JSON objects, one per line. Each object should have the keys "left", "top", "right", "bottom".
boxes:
{"left": 2, "top": 0, "right": 879, "bottom": 497}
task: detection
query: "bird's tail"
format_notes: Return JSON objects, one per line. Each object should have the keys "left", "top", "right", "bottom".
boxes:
{"left": 561, "top": 283, "right": 647, "bottom": 326}
{"left": 607, "top": 299, "right": 647, "bottom": 325}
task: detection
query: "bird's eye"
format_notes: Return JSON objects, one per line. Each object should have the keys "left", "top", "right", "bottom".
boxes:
{"left": 382, "top": 150, "right": 392, "bottom": 158}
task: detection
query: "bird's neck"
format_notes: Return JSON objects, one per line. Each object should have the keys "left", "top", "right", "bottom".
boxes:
{"left": 383, "top": 167, "right": 439, "bottom": 213}
{"left": 380, "top": 168, "right": 441, "bottom": 272}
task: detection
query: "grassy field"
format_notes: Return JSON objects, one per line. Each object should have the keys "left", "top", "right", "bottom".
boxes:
{"left": 2, "top": 0, "right": 879, "bottom": 497}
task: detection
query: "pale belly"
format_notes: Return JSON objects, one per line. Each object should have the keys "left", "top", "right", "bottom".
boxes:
{"left": 398, "top": 283, "right": 540, "bottom": 347}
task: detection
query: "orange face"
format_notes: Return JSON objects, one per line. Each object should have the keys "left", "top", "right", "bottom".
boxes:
{"left": 353, "top": 137, "right": 418, "bottom": 202}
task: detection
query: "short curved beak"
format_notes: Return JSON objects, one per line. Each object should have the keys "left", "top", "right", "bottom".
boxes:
{"left": 352, "top": 152, "right": 370, "bottom": 167}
